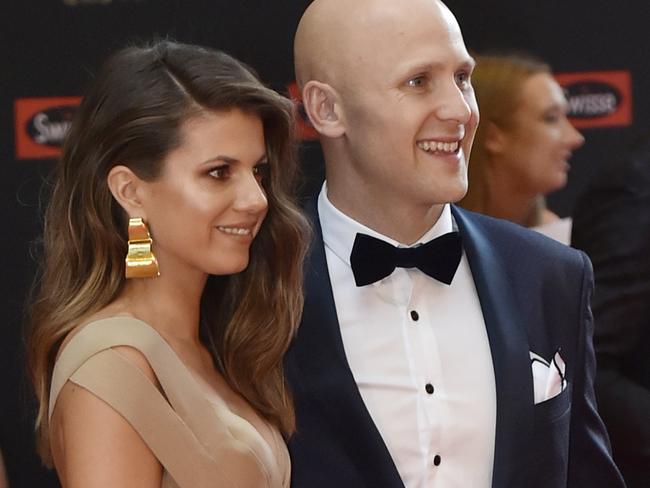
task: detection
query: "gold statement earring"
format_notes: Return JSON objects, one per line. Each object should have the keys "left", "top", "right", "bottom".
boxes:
{"left": 125, "top": 217, "right": 160, "bottom": 279}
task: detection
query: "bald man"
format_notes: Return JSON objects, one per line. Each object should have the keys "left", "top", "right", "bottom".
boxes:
{"left": 284, "top": 0, "right": 624, "bottom": 487}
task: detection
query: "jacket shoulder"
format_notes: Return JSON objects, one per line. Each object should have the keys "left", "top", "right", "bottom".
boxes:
{"left": 452, "top": 206, "right": 589, "bottom": 271}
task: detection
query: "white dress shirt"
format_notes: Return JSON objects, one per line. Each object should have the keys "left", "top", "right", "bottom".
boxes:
{"left": 533, "top": 217, "right": 572, "bottom": 245}
{"left": 318, "top": 184, "right": 496, "bottom": 488}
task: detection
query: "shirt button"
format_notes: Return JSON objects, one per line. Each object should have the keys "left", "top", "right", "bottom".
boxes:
{"left": 425, "top": 383, "right": 434, "bottom": 394}
{"left": 433, "top": 455, "right": 441, "bottom": 466}
{"left": 410, "top": 310, "right": 419, "bottom": 321}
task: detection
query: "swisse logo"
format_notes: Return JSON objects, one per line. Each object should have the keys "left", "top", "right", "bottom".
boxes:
{"left": 27, "top": 105, "right": 76, "bottom": 147}
{"left": 565, "top": 82, "right": 620, "bottom": 118}
{"left": 15, "top": 97, "right": 81, "bottom": 160}
{"left": 555, "top": 70, "right": 632, "bottom": 129}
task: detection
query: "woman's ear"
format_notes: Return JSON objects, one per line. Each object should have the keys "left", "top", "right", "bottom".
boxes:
{"left": 301, "top": 80, "right": 346, "bottom": 138}
{"left": 106, "top": 165, "right": 147, "bottom": 219}
{"left": 484, "top": 121, "right": 508, "bottom": 156}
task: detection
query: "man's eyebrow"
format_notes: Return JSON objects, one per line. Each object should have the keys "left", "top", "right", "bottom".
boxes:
{"left": 400, "top": 62, "right": 439, "bottom": 75}
{"left": 399, "top": 57, "right": 476, "bottom": 76}
{"left": 464, "top": 57, "right": 477, "bottom": 70}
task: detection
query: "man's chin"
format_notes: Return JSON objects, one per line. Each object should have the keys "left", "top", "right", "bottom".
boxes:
{"left": 432, "top": 181, "right": 468, "bottom": 205}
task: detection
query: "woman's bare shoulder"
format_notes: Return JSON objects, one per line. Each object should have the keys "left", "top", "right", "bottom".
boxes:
{"left": 56, "top": 302, "right": 159, "bottom": 379}
{"left": 51, "top": 306, "right": 163, "bottom": 487}
{"left": 51, "top": 378, "right": 162, "bottom": 487}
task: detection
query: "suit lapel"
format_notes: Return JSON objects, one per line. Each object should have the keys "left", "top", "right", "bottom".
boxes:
{"left": 295, "top": 202, "right": 533, "bottom": 486}
{"left": 294, "top": 198, "right": 404, "bottom": 486}
{"left": 452, "top": 206, "right": 534, "bottom": 487}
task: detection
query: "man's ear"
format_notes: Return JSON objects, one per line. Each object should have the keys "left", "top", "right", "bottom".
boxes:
{"left": 106, "top": 165, "right": 147, "bottom": 219}
{"left": 484, "top": 121, "right": 508, "bottom": 156}
{"left": 301, "top": 80, "right": 346, "bottom": 138}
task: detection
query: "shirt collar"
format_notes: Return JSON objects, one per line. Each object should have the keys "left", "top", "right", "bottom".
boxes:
{"left": 317, "top": 182, "right": 454, "bottom": 267}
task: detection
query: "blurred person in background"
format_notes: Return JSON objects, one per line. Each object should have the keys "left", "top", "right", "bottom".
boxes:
{"left": 572, "top": 132, "right": 650, "bottom": 488}
{"left": 459, "top": 54, "right": 584, "bottom": 244}
{"left": 26, "top": 40, "right": 308, "bottom": 488}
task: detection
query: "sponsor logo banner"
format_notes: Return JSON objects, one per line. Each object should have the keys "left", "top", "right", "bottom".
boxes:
{"left": 555, "top": 70, "right": 632, "bottom": 129}
{"left": 14, "top": 97, "right": 80, "bottom": 160}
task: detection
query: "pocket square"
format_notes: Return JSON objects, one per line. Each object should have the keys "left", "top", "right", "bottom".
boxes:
{"left": 530, "top": 349, "right": 567, "bottom": 405}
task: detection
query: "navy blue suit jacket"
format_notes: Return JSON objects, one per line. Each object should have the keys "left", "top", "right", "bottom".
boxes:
{"left": 286, "top": 201, "right": 624, "bottom": 487}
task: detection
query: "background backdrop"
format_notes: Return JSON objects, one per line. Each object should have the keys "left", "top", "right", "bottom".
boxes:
{"left": 2, "top": 1, "right": 649, "bottom": 485}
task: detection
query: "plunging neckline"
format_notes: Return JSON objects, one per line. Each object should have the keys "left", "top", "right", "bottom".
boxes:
{"left": 107, "top": 316, "right": 282, "bottom": 459}
{"left": 50, "top": 315, "right": 288, "bottom": 487}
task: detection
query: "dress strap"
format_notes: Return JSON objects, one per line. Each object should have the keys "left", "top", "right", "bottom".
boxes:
{"left": 49, "top": 316, "right": 274, "bottom": 487}
{"left": 50, "top": 316, "right": 204, "bottom": 421}
{"left": 69, "top": 348, "right": 235, "bottom": 487}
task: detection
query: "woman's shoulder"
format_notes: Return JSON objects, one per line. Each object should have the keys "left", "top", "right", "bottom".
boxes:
{"left": 50, "top": 314, "right": 167, "bottom": 487}
{"left": 51, "top": 314, "right": 166, "bottom": 416}
{"left": 56, "top": 312, "right": 166, "bottom": 365}
{"left": 58, "top": 307, "right": 151, "bottom": 351}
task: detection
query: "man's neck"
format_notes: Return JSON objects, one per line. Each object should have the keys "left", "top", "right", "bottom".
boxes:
{"left": 326, "top": 183, "right": 445, "bottom": 245}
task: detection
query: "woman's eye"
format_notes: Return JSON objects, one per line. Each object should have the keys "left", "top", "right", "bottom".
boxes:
{"left": 208, "top": 165, "right": 230, "bottom": 179}
{"left": 253, "top": 162, "right": 270, "bottom": 181}
{"left": 543, "top": 112, "right": 562, "bottom": 123}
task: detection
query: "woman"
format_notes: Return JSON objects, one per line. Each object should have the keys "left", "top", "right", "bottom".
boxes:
{"left": 460, "top": 54, "right": 584, "bottom": 244}
{"left": 27, "top": 40, "right": 309, "bottom": 487}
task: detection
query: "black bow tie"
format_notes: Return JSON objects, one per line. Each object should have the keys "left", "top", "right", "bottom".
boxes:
{"left": 349, "top": 232, "right": 462, "bottom": 287}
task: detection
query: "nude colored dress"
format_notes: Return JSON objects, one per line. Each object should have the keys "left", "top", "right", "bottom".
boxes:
{"left": 48, "top": 317, "right": 291, "bottom": 487}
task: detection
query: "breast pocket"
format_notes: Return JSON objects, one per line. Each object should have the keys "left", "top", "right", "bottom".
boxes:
{"left": 528, "top": 385, "right": 571, "bottom": 486}
{"left": 534, "top": 384, "right": 571, "bottom": 423}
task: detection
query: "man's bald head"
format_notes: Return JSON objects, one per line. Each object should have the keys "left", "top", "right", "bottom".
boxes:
{"left": 294, "top": 0, "right": 456, "bottom": 90}
{"left": 292, "top": 0, "right": 478, "bottom": 243}
{"left": 294, "top": 0, "right": 351, "bottom": 88}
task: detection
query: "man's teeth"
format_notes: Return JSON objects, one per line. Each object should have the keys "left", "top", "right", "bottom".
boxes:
{"left": 417, "top": 140, "right": 459, "bottom": 153}
{"left": 217, "top": 226, "right": 252, "bottom": 235}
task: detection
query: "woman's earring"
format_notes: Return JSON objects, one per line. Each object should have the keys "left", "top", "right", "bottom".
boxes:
{"left": 125, "top": 217, "right": 160, "bottom": 279}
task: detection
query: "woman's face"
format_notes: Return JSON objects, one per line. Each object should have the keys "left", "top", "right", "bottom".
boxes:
{"left": 492, "top": 72, "right": 584, "bottom": 195}
{"left": 141, "top": 108, "right": 269, "bottom": 277}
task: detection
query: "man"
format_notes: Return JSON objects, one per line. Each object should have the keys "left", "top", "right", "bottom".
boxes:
{"left": 572, "top": 133, "right": 650, "bottom": 488}
{"left": 285, "top": 0, "right": 624, "bottom": 486}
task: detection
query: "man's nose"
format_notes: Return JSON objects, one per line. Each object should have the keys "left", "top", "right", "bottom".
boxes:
{"left": 434, "top": 80, "right": 473, "bottom": 124}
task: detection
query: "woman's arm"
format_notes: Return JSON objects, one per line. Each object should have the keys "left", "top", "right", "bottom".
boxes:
{"left": 50, "top": 347, "right": 163, "bottom": 488}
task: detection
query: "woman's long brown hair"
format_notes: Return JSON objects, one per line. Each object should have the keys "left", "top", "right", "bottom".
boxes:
{"left": 460, "top": 54, "right": 550, "bottom": 222}
{"left": 27, "top": 40, "right": 309, "bottom": 464}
